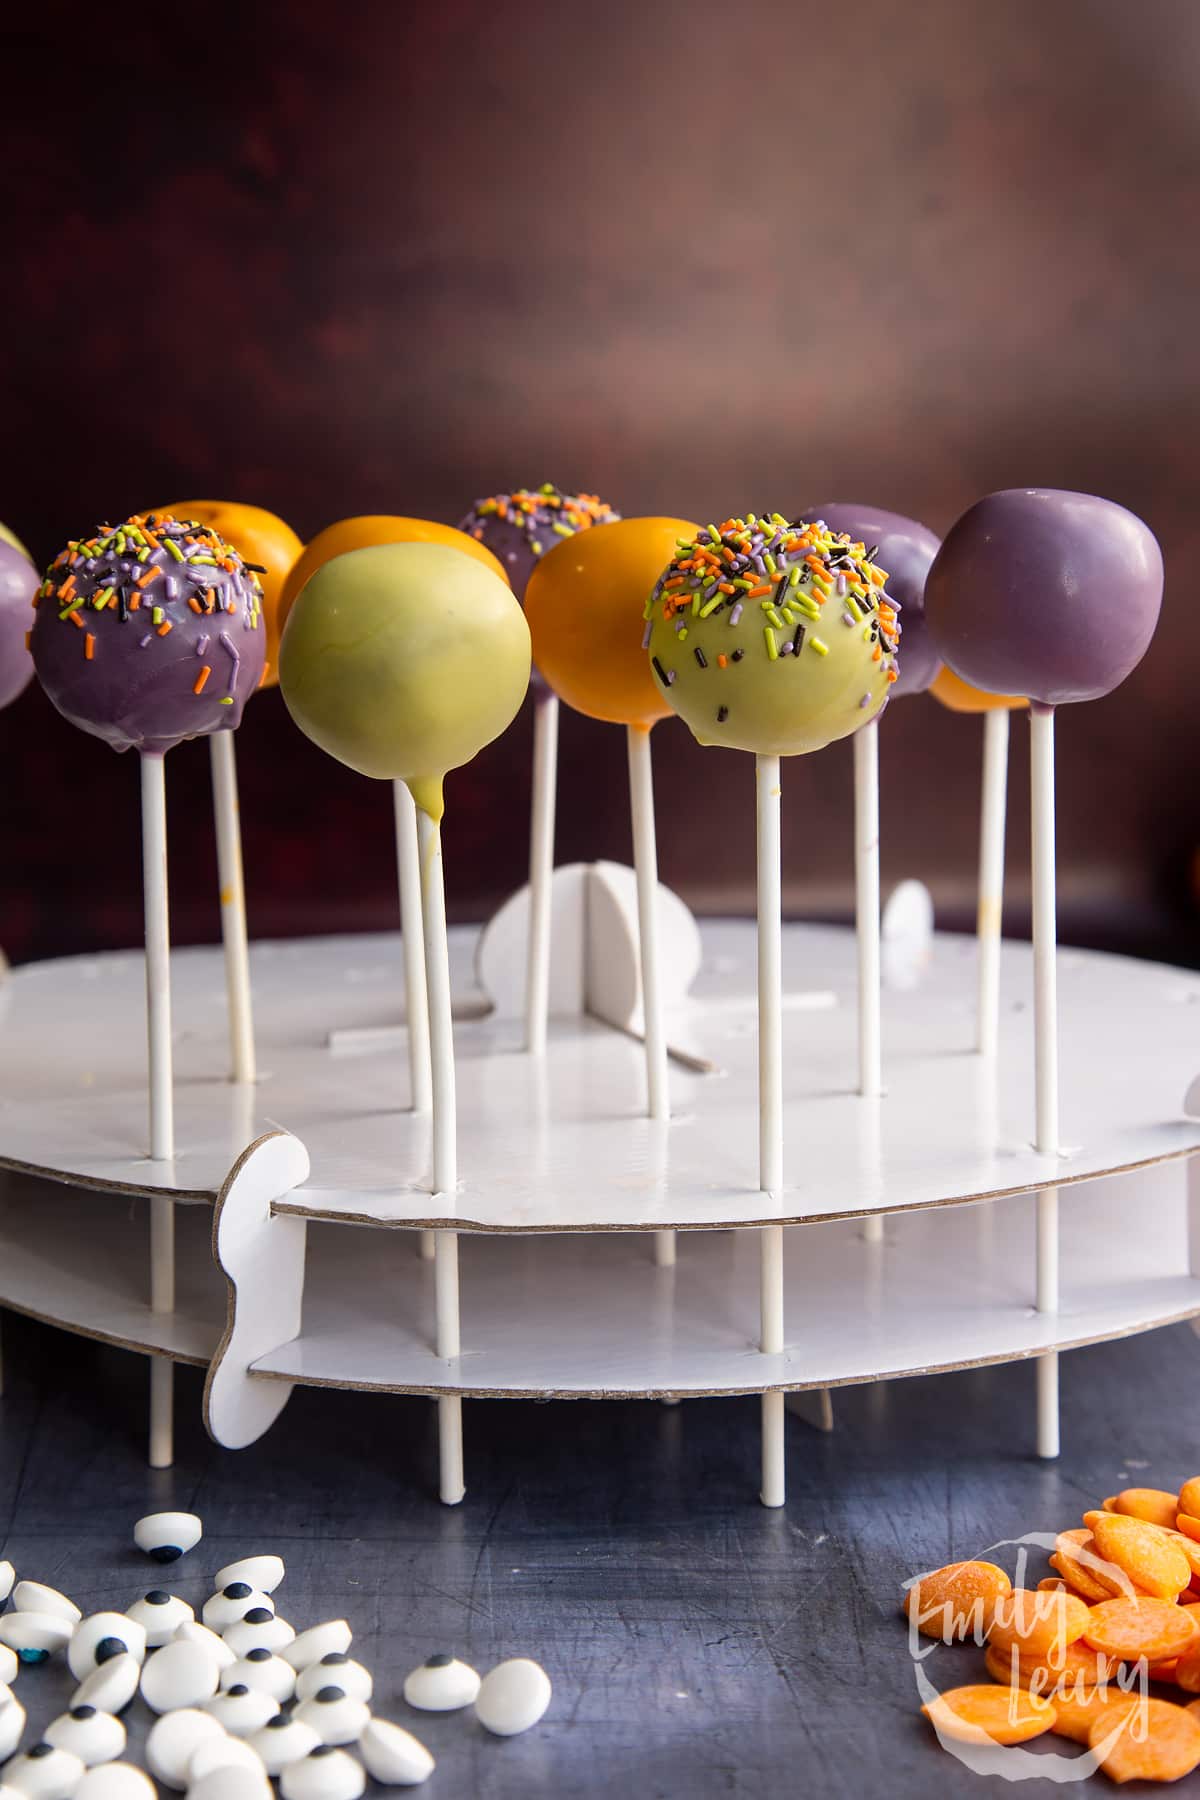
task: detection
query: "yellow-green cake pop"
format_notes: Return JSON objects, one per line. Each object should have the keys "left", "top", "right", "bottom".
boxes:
{"left": 645, "top": 514, "right": 899, "bottom": 754}
{"left": 279, "top": 541, "right": 530, "bottom": 820}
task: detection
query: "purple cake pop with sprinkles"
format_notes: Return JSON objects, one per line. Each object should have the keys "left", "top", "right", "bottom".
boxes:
{"left": 797, "top": 503, "right": 941, "bottom": 698}
{"left": 457, "top": 483, "right": 620, "bottom": 601}
{"left": 0, "top": 538, "right": 38, "bottom": 711}
{"left": 31, "top": 512, "right": 267, "bottom": 756}
{"left": 925, "top": 488, "right": 1163, "bottom": 706}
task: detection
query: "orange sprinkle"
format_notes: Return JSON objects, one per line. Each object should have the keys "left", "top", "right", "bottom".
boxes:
{"left": 717, "top": 654, "right": 727, "bottom": 668}
{"left": 84, "top": 633, "right": 95, "bottom": 660}
{"left": 57, "top": 578, "right": 76, "bottom": 601}
{"left": 193, "top": 666, "right": 212, "bottom": 694}
{"left": 69, "top": 609, "right": 85, "bottom": 629}
{"left": 718, "top": 583, "right": 736, "bottom": 595}
{"left": 156, "top": 621, "right": 172, "bottom": 636}
{"left": 872, "top": 645, "right": 881, "bottom": 662}
{"left": 188, "top": 597, "right": 203, "bottom": 613}
{"left": 129, "top": 595, "right": 141, "bottom": 611}
{"left": 204, "top": 589, "right": 218, "bottom": 612}
{"left": 745, "top": 585, "right": 771, "bottom": 599}
{"left": 886, "top": 667, "right": 898, "bottom": 682}
{"left": 137, "top": 566, "right": 162, "bottom": 587}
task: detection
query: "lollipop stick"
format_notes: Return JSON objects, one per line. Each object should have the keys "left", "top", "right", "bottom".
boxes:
{"left": 757, "top": 752, "right": 785, "bottom": 1506}
{"left": 209, "top": 731, "right": 256, "bottom": 1085}
{"left": 141, "top": 750, "right": 175, "bottom": 1465}
{"left": 976, "top": 708, "right": 1010, "bottom": 1058}
{"left": 525, "top": 691, "right": 559, "bottom": 1057}
{"left": 393, "top": 780, "right": 432, "bottom": 1112}
{"left": 853, "top": 721, "right": 881, "bottom": 1098}
{"left": 626, "top": 724, "right": 674, "bottom": 1268}
{"left": 415, "top": 801, "right": 464, "bottom": 1504}
{"left": 1030, "top": 702, "right": 1059, "bottom": 1457}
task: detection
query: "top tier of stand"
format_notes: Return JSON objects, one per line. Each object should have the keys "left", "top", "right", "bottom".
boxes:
{"left": 0, "top": 921, "right": 1196, "bottom": 1231}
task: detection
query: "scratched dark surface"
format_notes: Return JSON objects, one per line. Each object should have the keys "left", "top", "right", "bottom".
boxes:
{"left": 2, "top": 1309, "right": 1199, "bottom": 1796}
{"left": 1, "top": 0, "right": 1199, "bottom": 966}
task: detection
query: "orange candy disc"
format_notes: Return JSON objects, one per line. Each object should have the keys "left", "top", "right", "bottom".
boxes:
{"left": 1107, "top": 1488, "right": 1186, "bottom": 1532}
{"left": 1088, "top": 1695, "right": 1200, "bottom": 1784}
{"left": 1180, "top": 1479, "right": 1200, "bottom": 1519}
{"left": 1083, "top": 1598, "right": 1200, "bottom": 1664}
{"left": 1088, "top": 1512, "right": 1193, "bottom": 1600}
{"left": 903, "top": 1561, "right": 1012, "bottom": 1641}
{"left": 988, "top": 1589, "right": 1090, "bottom": 1662}
{"left": 922, "top": 1683, "right": 1055, "bottom": 1747}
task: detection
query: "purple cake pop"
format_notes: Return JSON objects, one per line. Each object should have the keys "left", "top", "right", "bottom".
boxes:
{"left": 457, "top": 483, "right": 620, "bottom": 600}
{"left": 0, "top": 539, "right": 38, "bottom": 711}
{"left": 797, "top": 503, "right": 941, "bottom": 698}
{"left": 925, "top": 489, "right": 1163, "bottom": 706}
{"left": 31, "top": 513, "right": 267, "bottom": 756}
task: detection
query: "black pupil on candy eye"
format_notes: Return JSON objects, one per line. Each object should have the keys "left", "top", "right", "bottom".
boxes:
{"left": 95, "top": 1638, "right": 126, "bottom": 1664}
{"left": 321, "top": 1653, "right": 347, "bottom": 1665}
{"left": 71, "top": 1707, "right": 96, "bottom": 1720}
{"left": 146, "top": 1591, "right": 170, "bottom": 1605}
{"left": 30, "top": 1745, "right": 53, "bottom": 1759}
{"left": 150, "top": 1548, "right": 180, "bottom": 1563}
{"left": 248, "top": 1649, "right": 270, "bottom": 1662}
{"left": 316, "top": 1686, "right": 344, "bottom": 1703}
{"left": 426, "top": 1654, "right": 452, "bottom": 1667}
{"left": 228, "top": 1685, "right": 249, "bottom": 1697}
{"left": 246, "top": 1609, "right": 272, "bottom": 1623}
{"left": 312, "top": 1747, "right": 335, "bottom": 1758}
{"left": 267, "top": 1716, "right": 287, "bottom": 1730}
{"left": 225, "top": 1584, "right": 252, "bottom": 1599}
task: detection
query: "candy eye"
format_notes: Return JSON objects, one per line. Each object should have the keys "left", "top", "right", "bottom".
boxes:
{"left": 132, "top": 1511, "right": 202, "bottom": 1564}
{"left": 286, "top": 1620, "right": 352, "bottom": 1672}
{"left": 0, "top": 1690, "right": 28, "bottom": 1761}
{"left": 68, "top": 1615, "right": 147, "bottom": 1684}
{"left": 44, "top": 1702, "right": 127, "bottom": 1765}
{"left": 475, "top": 1656, "right": 552, "bottom": 1737}
{"left": 138, "top": 1638, "right": 220, "bottom": 1715}
{"left": 213, "top": 1555, "right": 285, "bottom": 1595}
{"left": 126, "top": 1591, "right": 194, "bottom": 1648}
{"left": 359, "top": 1719, "right": 434, "bottom": 1788}
{"left": 279, "top": 1744, "right": 366, "bottom": 1800}
{"left": 12, "top": 1583, "right": 81, "bottom": 1626}
{"left": 144, "top": 1706, "right": 225, "bottom": 1788}
{"left": 221, "top": 1613, "right": 295, "bottom": 1658}
{"left": 202, "top": 1685, "right": 278, "bottom": 1736}
{"left": 248, "top": 1717, "right": 320, "bottom": 1778}
{"left": 401, "top": 1653, "right": 481, "bottom": 1712}
{"left": 292, "top": 1688, "right": 371, "bottom": 1747}
{"left": 221, "top": 1652, "right": 295, "bottom": 1705}
{"left": 0, "top": 1611, "right": 74, "bottom": 1664}
{"left": 71, "top": 1652, "right": 141, "bottom": 1716}
{"left": 4, "top": 1741, "right": 86, "bottom": 1798}
{"left": 296, "top": 1656, "right": 372, "bottom": 1705}
{"left": 200, "top": 1586, "right": 275, "bottom": 1633}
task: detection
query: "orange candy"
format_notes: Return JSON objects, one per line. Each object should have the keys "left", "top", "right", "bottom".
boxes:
{"left": 1083, "top": 1598, "right": 1200, "bottom": 1664}
{"left": 1052, "top": 1528, "right": 1135, "bottom": 1604}
{"left": 988, "top": 1589, "right": 1090, "bottom": 1662}
{"left": 159, "top": 500, "right": 302, "bottom": 689}
{"left": 524, "top": 516, "right": 699, "bottom": 730}
{"left": 1178, "top": 1514, "right": 1200, "bottom": 1545}
{"left": 1177, "top": 1636, "right": 1200, "bottom": 1694}
{"left": 278, "top": 516, "right": 508, "bottom": 632}
{"left": 922, "top": 1683, "right": 1055, "bottom": 1747}
{"left": 1106, "top": 1488, "right": 1185, "bottom": 1531}
{"left": 1088, "top": 1512, "right": 1193, "bottom": 1600}
{"left": 903, "top": 1561, "right": 1012, "bottom": 1642}
{"left": 928, "top": 665, "right": 1028, "bottom": 715}
{"left": 1050, "top": 1684, "right": 1143, "bottom": 1747}
{"left": 985, "top": 1637, "right": 1112, "bottom": 1692}
{"left": 1088, "top": 1695, "right": 1200, "bottom": 1784}
{"left": 1180, "top": 1479, "right": 1200, "bottom": 1519}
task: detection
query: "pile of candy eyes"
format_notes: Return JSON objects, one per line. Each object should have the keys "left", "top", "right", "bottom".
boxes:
{"left": 0, "top": 1512, "right": 551, "bottom": 1798}
{"left": 902, "top": 1472, "right": 1200, "bottom": 1783}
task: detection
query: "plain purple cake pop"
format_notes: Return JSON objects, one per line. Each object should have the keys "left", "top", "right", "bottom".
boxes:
{"left": 0, "top": 539, "right": 38, "bottom": 711}
{"left": 457, "top": 484, "right": 620, "bottom": 601}
{"left": 925, "top": 488, "right": 1163, "bottom": 706}
{"left": 31, "top": 513, "right": 266, "bottom": 756}
{"left": 797, "top": 502, "right": 942, "bottom": 698}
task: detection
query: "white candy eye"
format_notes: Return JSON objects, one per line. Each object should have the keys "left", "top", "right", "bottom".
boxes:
{"left": 71, "top": 1654, "right": 141, "bottom": 1716}
{"left": 133, "top": 1512, "right": 202, "bottom": 1564}
{"left": 144, "top": 1706, "right": 225, "bottom": 1789}
{"left": 173, "top": 1622, "right": 236, "bottom": 1671}
{"left": 43, "top": 1705, "right": 126, "bottom": 1767}
{"left": 359, "top": 1718, "right": 435, "bottom": 1787}
{"left": 401, "top": 1654, "right": 480, "bottom": 1712}
{"left": 285, "top": 1622, "right": 351, "bottom": 1673}
{"left": 73, "top": 1767, "right": 157, "bottom": 1800}
{"left": 0, "top": 1646, "right": 17, "bottom": 1686}
{"left": 279, "top": 1747, "right": 365, "bottom": 1800}
{"left": 0, "top": 1613, "right": 74, "bottom": 1663}
{"left": 187, "top": 1734, "right": 266, "bottom": 1785}
{"left": 220, "top": 1653, "right": 294, "bottom": 1705}
{"left": 0, "top": 1561, "right": 14, "bottom": 1604}
{"left": 202, "top": 1686, "right": 278, "bottom": 1738}
{"left": 474, "top": 1657, "right": 552, "bottom": 1736}
{"left": 291, "top": 1689, "right": 371, "bottom": 1747}
{"left": 139, "top": 1638, "right": 220, "bottom": 1714}
{"left": 126, "top": 1592, "right": 194, "bottom": 1648}
{"left": 212, "top": 1557, "right": 284, "bottom": 1596}
{"left": 200, "top": 1588, "right": 274, "bottom": 1634}
{"left": 0, "top": 1691, "right": 28, "bottom": 1760}
{"left": 11, "top": 1584, "right": 80, "bottom": 1626}
{"left": 68, "top": 1615, "right": 147, "bottom": 1684}
{"left": 188, "top": 1767, "right": 270, "bottom": 1800}
{"left": 221, "top": 1614, "right": 293, "bottom": 1658}
{"left": 247, "top": 1716, "right": 320, "bottom": 1777}
{"left": 295, "top": 1656, "right": 371, "bottom": 1706}
{"left": 3, "top": 1743, "right": 86, "bottom": 1799}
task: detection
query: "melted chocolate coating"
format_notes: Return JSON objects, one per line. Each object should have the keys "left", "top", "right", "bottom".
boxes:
{"left": 926, "top": 489, "right": 1163, "bottom": 705}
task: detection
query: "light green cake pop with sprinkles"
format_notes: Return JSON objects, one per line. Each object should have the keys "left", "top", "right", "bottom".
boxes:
{"left": 644, "top": 514, "right": 900, "bottom": 755}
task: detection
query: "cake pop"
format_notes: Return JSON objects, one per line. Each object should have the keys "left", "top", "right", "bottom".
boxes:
{"left": 925, "top": 486, "right": 1163, "bottom": 1462}
{"left": 796, "top": 504, "right": 938, "bottom": 698}
{"left": 525, "top": 516, "right": 700, "bottom": 1270}
{"left": 152, "top": 501, "right": 300, "bottom": 1089}
{"left": 648, "top": 513, "right": 902, "bottom": 1508}
{"left": 31, "top": 514, "right": 265, "bottom": 755}
{"left": 31, "top": 512, "right": 266, "bottom": 1473}
{"left": 457, "top": 484, "right": 620, "bottom": 1058}
{"left": 281, "top": 540, "right": 529, "bottom": 1506}
{"left": 278, "top": 516, "right": 504, "bottom": 632}
{"left": 0, "top": 540, "right": 37, "bottom": 711}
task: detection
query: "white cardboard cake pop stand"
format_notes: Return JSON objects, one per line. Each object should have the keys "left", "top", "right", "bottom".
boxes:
{"left": 0, "top": 875, "right": 1197, "bottom": 1506}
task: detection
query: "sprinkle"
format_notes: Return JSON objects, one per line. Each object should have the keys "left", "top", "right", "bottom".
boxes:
{"left": 157, "top": 621, "right": 172, "bottom": 636}
{"left": 764, "top": 628, "right": 778, "bottom": 661}
{"left": 140, "top": 633, "right": 153, "bottom": 648}
{"left": 717, "top": 705, "right": 728, "bottom": 723}
{"left": 694, "top": 646, "right": 707, "bottom": 668}
{"left": 165, "top": 537, "right": 184, "bottom": 561}
{"left": 84, "top": 633, "right": 95, "bottom": 660}
{"left": 194, "top": 666, "right": 212, "bottom": 694}
{"left": 717, "top": 654, "right": 727, "bottom": 669}
{"left": 152, "top": 606, "right": 164, "bottom": 625}
{"left": 641, "top": 622, "right": 652, "bottom": 649}
{"left": 792, "top": 625, "right": 806, "bottom": 655}
{"left": 860, "top": 692, "right": 872, "bottom": 707}
{"left": 811, "top": 636, "right": 829, "bottom": 656}
{"left": 218, "top": 696, "right": 234, "bottom": 705}
{"left": 652, "top": 656, "right": 669, "bottom": 685}
{"left": 728, "top": 603, "right": 743, "bottom": 626}
{"left": 732, "top": 648, "right": 744, "bottom": 662}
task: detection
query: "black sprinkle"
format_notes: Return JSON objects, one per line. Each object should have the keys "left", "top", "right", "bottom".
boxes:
{"left": 866, "top": 544, "right": 879, "bottom": 562}
{"left": 651, "top": 656, "right": 669, "bottom": 685}
{"left": 792, "top": 625, "right": 805, "bottom": 655}
{"left": 241, "top": 562, "right": 268, "bottom": 573}
{"left": 694, "top": 646, "right": 707, "bottom": 668}
{"left": 732, "top": 649, "right": 744, "bottom": 662}
{"left": 717, "top": 706, "right": 728, "bottom": 724}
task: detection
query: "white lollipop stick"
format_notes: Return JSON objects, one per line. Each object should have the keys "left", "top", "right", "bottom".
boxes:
{"left": 757, "top": 752, "right": 785, "bottom": 1507}
{"left": 415, "top": 801, "right": 464, "bottom": 1504}
{"left": 1030, "top": 702, "right": 1059, "bottom": 1458}
{"left": 976, "top": 708, "right": 1010, "bottom": 1058}
{"left": 626, "top": 725, "right": 673, "bottom": 1268}
{"left": 141, "top": 750, "right": 175, "bottom": 1467}
{"left": 209, "top": 731, "right": 255, "bottom": 1085}
{"left": 854, "top": 722, "right": 884, "bottom": 1246}
{"left": 525, "top": 691, "right": 558, "bottom": 1057}
{"left": 393, "top": 781, "right": 432, "bottom": 1112}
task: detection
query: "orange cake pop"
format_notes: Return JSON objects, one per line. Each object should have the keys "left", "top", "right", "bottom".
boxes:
{"left": 930, "top": 665, "right": 1028, "bottom": 715}
{"left": 279, "top": 516, "right": 506, "bottom": 631}
{"left": 159, "top": 501, "right": 302, "bottom": 689}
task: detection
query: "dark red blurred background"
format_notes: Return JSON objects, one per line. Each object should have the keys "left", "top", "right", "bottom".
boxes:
{"left": 2, "top": 0, "right": 1197, "bottom": 966}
